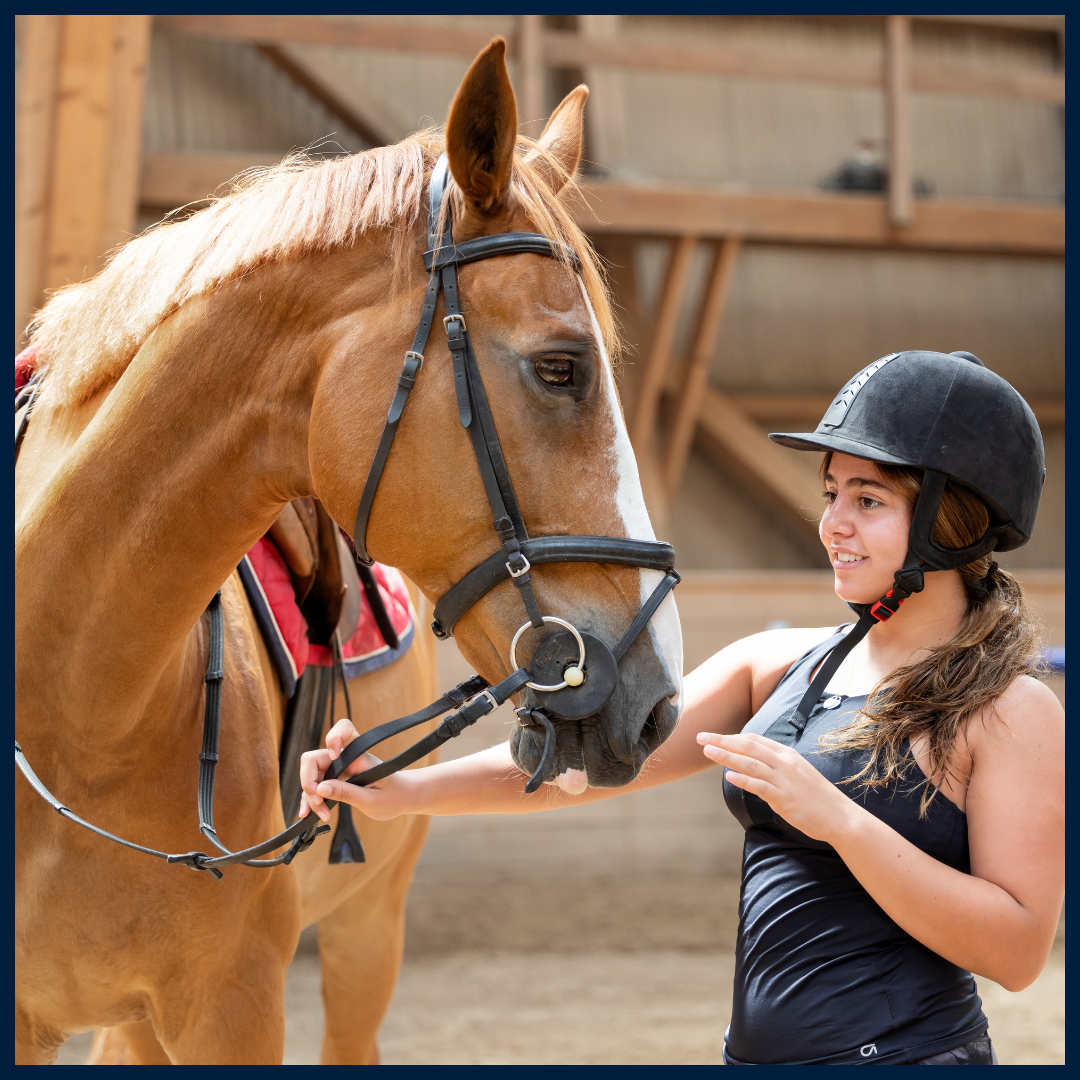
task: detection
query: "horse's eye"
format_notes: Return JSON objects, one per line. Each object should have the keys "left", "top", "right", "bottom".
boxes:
{"left": 535, "top": 357, "right": 574, "bottom": 387}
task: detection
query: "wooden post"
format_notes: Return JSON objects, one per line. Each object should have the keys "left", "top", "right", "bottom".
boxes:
{"left": 886, "top": 15, "right": 913, "bottom": 229}
{"left": 518, "top": 15, "right": 545, "bottom": 138}
{"left": 663, "top": 237, "right": 741, "bottom": 495}
{"left": 15, "top": 16, "right": 63, "bottom": 347}
{"left": 630, "top": 234, "right": 697, "bottom": 453}
{"left": 40, "top": 15, "right": 151, "bottom": 294}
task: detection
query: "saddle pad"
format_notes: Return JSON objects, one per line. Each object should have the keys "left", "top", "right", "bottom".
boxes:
{"left": 238, "top": 539, "right": 415, "bottom": 698}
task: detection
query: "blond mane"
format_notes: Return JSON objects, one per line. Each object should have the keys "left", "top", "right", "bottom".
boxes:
{"left": 29, "top": 129, "right": 618, "bottom": 407}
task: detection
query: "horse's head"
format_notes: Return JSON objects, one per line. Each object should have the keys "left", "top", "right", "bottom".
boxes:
{"left": 312, "top": 39, "right": 682, "bottom": 791}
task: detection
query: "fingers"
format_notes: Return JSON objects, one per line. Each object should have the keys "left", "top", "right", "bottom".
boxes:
{"left": 326, "top": 718, "right": 360, "bottom": 762}
{"left": 722, "top": 769, "right": 772, "bottom": 798}
{"left": 299, "top": 747, "right": 334, "bottom": 822}
{"left": 697, "top": 731, "right": 787, "bottom": 770}
{"left": 702, "top": 742, "right": 774, "bottom": 780}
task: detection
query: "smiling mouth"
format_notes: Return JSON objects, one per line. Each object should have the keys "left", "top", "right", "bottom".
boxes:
{"left": 834, "top": 553, "right": 867, "bottom": 563}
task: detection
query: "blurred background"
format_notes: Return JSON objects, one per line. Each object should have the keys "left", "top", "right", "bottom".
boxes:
{"left": 19, "top": 15, "right": 1062, "bottom": 1066}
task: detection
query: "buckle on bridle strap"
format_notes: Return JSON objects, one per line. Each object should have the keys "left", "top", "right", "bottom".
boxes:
{"left": 506, "top": 554, "right": 531, "bottom": 578}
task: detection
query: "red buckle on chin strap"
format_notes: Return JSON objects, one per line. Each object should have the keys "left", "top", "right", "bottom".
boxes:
{"left": 870, "top": 588, "right": 906, "bottom": 622}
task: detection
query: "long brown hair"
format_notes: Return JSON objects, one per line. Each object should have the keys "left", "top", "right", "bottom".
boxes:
{"left": 819, "top": 453, "right": 1046, "bottom": 814}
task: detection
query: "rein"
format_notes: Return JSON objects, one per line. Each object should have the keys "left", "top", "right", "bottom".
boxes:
{"left": 14, "top": 152, "right": 680, "bottom": 878}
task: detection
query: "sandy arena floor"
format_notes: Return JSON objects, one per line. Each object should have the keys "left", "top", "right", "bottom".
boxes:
{"left": 56, "top": 872, "right": 1064, "bottom": 1065}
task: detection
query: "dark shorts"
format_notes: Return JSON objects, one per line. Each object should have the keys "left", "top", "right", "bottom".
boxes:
{"left": 913, "top": 1037, "right": 997, "bottom": 1065}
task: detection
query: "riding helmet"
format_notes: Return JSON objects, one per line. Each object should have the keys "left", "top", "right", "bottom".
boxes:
{"left": 769, "top": 350, "right": 1045, "bottom": 583}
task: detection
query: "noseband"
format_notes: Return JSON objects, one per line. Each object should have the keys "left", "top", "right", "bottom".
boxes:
{"left": 13, "top": 154, "right": 679, "bottom": 878}
{"left": 332, "top": 153, "right": 679, "bottom": 794}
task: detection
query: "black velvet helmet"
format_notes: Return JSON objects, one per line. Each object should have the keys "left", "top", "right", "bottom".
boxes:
{"left": 769, "top": 350, "right": 1045, "bottom": 584}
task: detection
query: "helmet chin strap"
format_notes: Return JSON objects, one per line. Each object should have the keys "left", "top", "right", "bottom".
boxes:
{"left": 767, "top": 467, "right": 1005, "bottom": 747}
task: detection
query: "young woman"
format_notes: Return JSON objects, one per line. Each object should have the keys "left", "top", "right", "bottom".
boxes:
{"left": 300, "top": 350, "right": 1064, "bottom": 1065}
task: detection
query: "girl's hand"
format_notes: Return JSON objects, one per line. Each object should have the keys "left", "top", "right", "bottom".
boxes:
{"left": 299, "top": 718, "right": 417, "bottom": 823}
{"left": 697, "top": 731, "right": 858, "bottom": 844}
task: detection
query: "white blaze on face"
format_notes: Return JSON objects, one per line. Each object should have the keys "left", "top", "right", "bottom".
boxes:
{"left": 576, "top": 279, "right": 684, "bottom": 713}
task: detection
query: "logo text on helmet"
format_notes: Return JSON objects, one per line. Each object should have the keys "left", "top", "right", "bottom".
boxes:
{"left": 821, "top": 354, "right": 900, "bottom": 428}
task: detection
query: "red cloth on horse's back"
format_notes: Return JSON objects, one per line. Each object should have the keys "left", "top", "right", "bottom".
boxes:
{"left": 16, "top": 343, "right": 39, "bottom": 390}
{"left": 239, "top": 538, "right": 414, "bottom": 696}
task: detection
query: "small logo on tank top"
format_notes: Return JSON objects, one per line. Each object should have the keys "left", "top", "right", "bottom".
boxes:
{"left": 860, "top": 1044, "right": 878, "bottom": 1057}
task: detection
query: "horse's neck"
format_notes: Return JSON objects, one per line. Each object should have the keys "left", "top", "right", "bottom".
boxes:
{"left": 16, "top": 289, "right": 318, "bottom": 732}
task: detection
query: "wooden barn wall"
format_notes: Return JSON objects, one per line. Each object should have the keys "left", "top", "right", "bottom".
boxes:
{"left": 604, "top": 16, "right": 1064, "bottom": 200}
{"left": 127, "top": 16, "right": 1064, "bottom": 572}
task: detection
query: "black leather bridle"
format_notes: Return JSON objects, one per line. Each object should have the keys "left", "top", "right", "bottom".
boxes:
{"left": 13, "top": 153, "right": 679, "bottom": 877}
{"left": 330, "top": 153, "right": 679, "bottom": 795}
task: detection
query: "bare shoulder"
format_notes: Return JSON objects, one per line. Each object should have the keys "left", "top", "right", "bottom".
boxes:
{"left": 968, "top": 675, "right": 1065, "bottom": 758}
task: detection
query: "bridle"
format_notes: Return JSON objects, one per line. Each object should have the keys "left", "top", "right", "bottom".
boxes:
{"left": 331, "top": 153, "right": 679, "bottom": 792}
{"left": 13, "top": 153, "right": 679, "bottom": 877}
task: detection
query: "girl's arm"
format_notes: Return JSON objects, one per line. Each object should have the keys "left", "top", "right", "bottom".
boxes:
{"left": 702, "top": 674, "right": 1064, "bottom": 991}
{"left": 299, "top": 626, "right": 831, "bottom": 822}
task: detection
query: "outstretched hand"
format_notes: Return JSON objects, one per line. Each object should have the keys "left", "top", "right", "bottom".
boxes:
{"left": 299, "top": 718, "right": 414, "bottom": 823}
{"left": 697, "top": 731, "right": 858, "bottom": 844}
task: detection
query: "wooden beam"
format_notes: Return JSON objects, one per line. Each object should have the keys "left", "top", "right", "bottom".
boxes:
{"left": 517, "top": 15, "right": 545, "bottom": 139}
{"left": 630, "top": 235, "right": 697, "bottom": 452}
{"left": 542, "top": 29, "right": 1065, "bottom": 103}
{"left": 664, "top": 239, "right": 741, "bottom": 494}
{"left": 675, "top": 390, "right": 1066, "bottom": 430}
{"left": 137, "top": 152, "right": 1065, "bottom": 257}
{"left": 886, "top": 16, "right": 913, "bottom": 229}
{"left": 652, "top": 388, "right": 1067, "bottom": 429}
{"left": 154, "top": 16, "right": 1065, "bottom": 104}
{"left": 687, "top": 386, "right": 823, "bottom": 538}
{"left": 154, "top": 15, "right": 501, "bottom": 59}
{"left": 42, "top": 15, "right": 152, "bottom": 292}
{"left": 572, "top": 182, "right": 1065, "bottom": 255}
{"left": 255, "top": 44, "right": 399, "bottom": 147}
{"left": 140, "top": 152, "right": 284, "bottom": 209}
{"left": 912, "top": 15, "right": 1065, "bottom": 35}
{"left": 15, "top": 15, "right": 62, "bottom": 346}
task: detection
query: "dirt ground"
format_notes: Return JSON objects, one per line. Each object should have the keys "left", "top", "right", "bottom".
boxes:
{"left": 56, "top": 871, "right": 1064, "bottom": 1065}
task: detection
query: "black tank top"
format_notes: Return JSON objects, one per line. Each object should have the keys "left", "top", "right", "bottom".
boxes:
{"left": 722, "top": 629, "right": 988, "bottom": 1065}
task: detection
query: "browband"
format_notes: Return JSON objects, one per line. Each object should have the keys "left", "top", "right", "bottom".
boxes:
{"left": 431, "top": 536, "right": 676, "bottom": 639}
{"left": 424, "top": 233, "right": 580, "bottom": 273}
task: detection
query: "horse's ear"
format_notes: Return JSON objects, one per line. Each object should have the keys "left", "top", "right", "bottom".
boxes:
{"left": 445, "top": 38, "right": 517, "bottom": 218}
{"left": 526, "top": 85, "right": 588, "bottom": 196}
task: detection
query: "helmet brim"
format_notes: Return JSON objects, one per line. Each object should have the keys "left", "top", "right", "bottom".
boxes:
{"left": 768, "top": 431, "right": 922, "bottom": 468}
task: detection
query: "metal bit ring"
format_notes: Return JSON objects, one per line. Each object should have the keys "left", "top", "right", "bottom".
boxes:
{"left": 509, "top": 617, "right": 587, "bottom": 692}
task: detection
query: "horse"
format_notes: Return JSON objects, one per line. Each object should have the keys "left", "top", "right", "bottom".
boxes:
{"left": 15, "top": 38, "right": 683, "bottom": 1064}
{"left": 83, "top": 584, "right": 441, "bottom": 1065}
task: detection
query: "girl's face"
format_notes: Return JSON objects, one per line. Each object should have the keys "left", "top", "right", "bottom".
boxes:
{"left": 820, "top": 453, "right": 912, "bottom": 604}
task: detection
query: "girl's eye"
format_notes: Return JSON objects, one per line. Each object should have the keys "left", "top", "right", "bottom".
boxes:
{"left": 860, "top": 496, "right": 881, "bottom": 510}
{"left": 535, "top": 357, "right": 575, "bottom": 387}
{"left": 822, "top": 490, "right": 837, "bottom": 503}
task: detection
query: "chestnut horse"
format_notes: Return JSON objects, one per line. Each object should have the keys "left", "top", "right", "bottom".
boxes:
{"left": 15, "top": 39, "right": 682, "bottom": 1064}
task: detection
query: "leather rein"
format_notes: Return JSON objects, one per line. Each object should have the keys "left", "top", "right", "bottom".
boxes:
{"left": 13, "top": 153, "right": 679, "bottom": 878}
